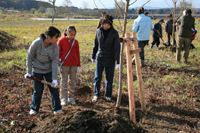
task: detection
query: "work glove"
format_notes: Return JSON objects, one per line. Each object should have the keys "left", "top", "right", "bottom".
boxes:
{"left": 116, "top": 64, "right": 120, "bottom": 69}
{"left": 24, "top": 73, "right": 31, "bottom": 79}
{"left": 51, "top": 80, "right": 58, "bottom": 88}
{"left": 91, "top": 59, "right": 95, "bottom": 63}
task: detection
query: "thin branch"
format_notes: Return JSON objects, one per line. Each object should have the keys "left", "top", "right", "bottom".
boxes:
{"left": 114, "top": 0, "right": 126, "bottom": 14}
{"left": 129, "top": 0, "right": 137, "bottom": 6}
{"left": 142, "top": 0, "right": 151, "bottom": 6}
{"left": 116, "top": 9, "right": 123, "bottom": 32}
{"left": 114, "top": 0, "right": 123, "bottom": 31}
{"left": 93, "top": 0, "right": 123, "bottom": 33}
{"left": 99, "top": 0, "right": 113, "bottom": 15}
{"left": 127, "top": 11, "right": 137, "bottom": 24}
{"left": 164, "top": 0, "right": 174, "bottom": 14}
{"left": 120, "top": 0, "right": 125, "bottom": 4}
{"left": 127, "top": 0, "right": 151, "bottom": 24}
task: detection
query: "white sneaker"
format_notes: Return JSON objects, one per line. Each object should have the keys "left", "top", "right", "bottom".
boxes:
{"left": 61, "top": 98, "right": 67, "bottom": 106}
{"left": 29, "top": 109, "right": 37, "bottom": 116}
{"left": 54, "top": 110, "right": 64, "bottom": 114}
{"left": 105, "top": 97, "right": 111, "bottom": 102}
{"left": 92, "top": 96, "right": 98, "bottom": 102}
{"left": 68, "top": 98, "right": 76, "bottom": 105}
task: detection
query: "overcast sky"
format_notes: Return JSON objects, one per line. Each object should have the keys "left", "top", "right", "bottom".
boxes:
{"left": 40, "top": 0, "right": 200, "bottom": 9}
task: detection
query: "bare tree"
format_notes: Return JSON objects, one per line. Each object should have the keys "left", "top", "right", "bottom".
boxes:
{"left": 48, "top": 0, "right": 56, "bottom": 24}
{"left": 62, "top": 0, "right": 72, "bottom": 7}
{"left": 62, "top": 0, "right": 72, "bottom": 20}
{"left": 82, "top": 1, "right": 89, "bottom": 9}
{"left": 172, "top": 0, "right": 178, "bottom": 46}
{"left": 178, "top": 0, "right": 193, "bottom": 13}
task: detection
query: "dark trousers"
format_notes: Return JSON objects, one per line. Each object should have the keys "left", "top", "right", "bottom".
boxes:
{"left": 138, "top": 40, "right": 149, "bottom": 60}
{"left": 167, "top": 32, "right": 176, "bottom": 45}
{"left": 30, "top": 72, "right": 61, "bottom": 112}
{"left": 151, "top": 36, "right": 160, "bottom": 47}
{"left": 94, "top": 64, "right": 115, "bottom": 97}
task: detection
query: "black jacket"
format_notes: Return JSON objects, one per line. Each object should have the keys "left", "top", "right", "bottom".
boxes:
{"left": 92, "top": 27, "right": 120, "bottom": 67}
{"left": 165, "top": 19, "right": 176, "bottom": 33}
{"left": 153, "top": 22, "right": 162, "bottom": 37}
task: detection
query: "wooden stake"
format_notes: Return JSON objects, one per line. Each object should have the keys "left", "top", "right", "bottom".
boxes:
{"left": 125, "top": 33, "right": 136, "bottom": 124}
{"left": 132, "top": 32, "right": 146, "bottom": 112}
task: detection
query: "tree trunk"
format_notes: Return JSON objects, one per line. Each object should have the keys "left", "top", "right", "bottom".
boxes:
{"left": 116, "top": 0, "right": 130, "bottom": 108}
{"left": 52, "top": 1, "right": 56, "bottom": 24}
{"left": 172, "top": 2, "right": 176, "bottom": 46}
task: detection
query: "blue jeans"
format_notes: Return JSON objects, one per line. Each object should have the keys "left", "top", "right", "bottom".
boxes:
{"left": 30, "top": 72, "right": 61, "bottom": 111}
{"left": 94, "top": 64, "right": 115, "bottom": 97}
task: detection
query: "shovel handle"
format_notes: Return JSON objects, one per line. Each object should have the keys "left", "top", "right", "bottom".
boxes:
{"left": 27, "top": 76, "right": 75, "bottom": 93}
{"left": 40, "top": 81, "right": 75, "bottom": 93}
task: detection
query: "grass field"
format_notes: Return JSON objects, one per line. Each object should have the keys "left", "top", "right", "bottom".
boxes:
{"left": 0, "top": 18, "right": 200, "bottom": 132}
{"left": 0, "top": 18, "right": 199, "bottom": 89}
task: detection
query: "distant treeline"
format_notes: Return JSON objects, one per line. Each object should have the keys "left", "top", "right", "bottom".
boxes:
{"left": 0, "top": 0, "right": 52, "bottom": 10}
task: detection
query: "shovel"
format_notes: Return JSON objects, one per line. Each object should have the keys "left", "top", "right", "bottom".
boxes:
{"left": 156, "top": 31, "right": 168, "bottom": 47}
{"left": 27, "top": 76, "right": 75, "bottom": 93}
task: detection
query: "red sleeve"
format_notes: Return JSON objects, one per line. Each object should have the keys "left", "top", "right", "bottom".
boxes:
{"left": 76, "top": 40, "right": 81, "bottom": 66}
{"left": 57, "top": 38, "right": 62, "bottom": 60}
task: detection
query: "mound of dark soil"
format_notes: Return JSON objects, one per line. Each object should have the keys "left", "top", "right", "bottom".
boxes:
{"left": 29, "top": 108, "right": 146, "bottom": 133}
{"left": 0, "top": 30, "right": 16, "bottom": 51}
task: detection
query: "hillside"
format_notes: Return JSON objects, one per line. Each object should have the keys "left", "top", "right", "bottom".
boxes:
{"left": 0, "top": 0, "right": 52, "bottom": 10}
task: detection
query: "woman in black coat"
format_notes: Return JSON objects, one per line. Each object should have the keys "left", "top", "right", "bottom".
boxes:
{"left": 91, "top": 15, "right": 120, "bottom": 102}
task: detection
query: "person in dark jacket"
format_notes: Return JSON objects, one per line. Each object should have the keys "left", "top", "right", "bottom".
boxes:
{"left": 91, "top": 14, "right": 120, "bottom": 102}
{"left": 176, "top": 9, "right": 195, "bottom": 63}
{"left": 165, "top": 14, "right": 176, "bottom": 46}
{"left": 150, "top": 19, "right": 164, "bottom": 49}
{"left": 97, "top": 12, "right": 106, "bottom": 29}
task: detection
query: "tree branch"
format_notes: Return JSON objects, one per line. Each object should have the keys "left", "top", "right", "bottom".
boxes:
{"left": 129, "top": 0, "right": 137, "bottom": 6}
{"left": 93, "top": 0, "right": 123, "bottom": 33}
{"left": 120, "top": 0, "right": 125, "bottom": 4}
{"left": 164, "top": 0, "right": 174, "bottom": 14}
{"left": 99, "top": 0, "right": 113, "bottom": 15}
{"left": 142, "top": 0, "right": 151, "bottom": 7}
{"left": 114, "top": 0, "right": 125, "bottom": 14}
{"left": 127, "top": 0, "right": 151, "bottom": 24}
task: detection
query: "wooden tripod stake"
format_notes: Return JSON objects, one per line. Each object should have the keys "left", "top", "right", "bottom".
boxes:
{"left": 121, "top": 33, "right": 146, "bottom": 123}
{"left": 125, "top": 33, "right": 136, "bottom": 124}
{"left": 132, "top": 32, "right": 146, "bottom": 112}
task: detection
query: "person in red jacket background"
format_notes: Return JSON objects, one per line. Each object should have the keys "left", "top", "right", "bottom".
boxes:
{"left": 190, "top": 27, "right": 197, "bottom": 50}
{"left": 57, "top": 26, "right": 81, "bottom": 106}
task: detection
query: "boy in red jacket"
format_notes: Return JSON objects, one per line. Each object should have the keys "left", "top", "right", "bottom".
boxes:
{"left": 57, "top": 26, "right": 81, "bottom": 106}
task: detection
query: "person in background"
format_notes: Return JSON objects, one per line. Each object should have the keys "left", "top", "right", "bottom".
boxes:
{"left": 198, "top": 18, "right": 200, "bottom": 24}
{"left": 24, "top": 26, "right": 63, "bottom": 115}
{"left": 144, "top": 11, "right": 148, "bottom": 16}
{"left": 150, "top": 19, "right": 164, "bottom": 49}
{"left": 97, "top": 12, "right": 106, "bottom": 29}
{"left": 92, "top": 15, "right": 120, "bottom": 102}
{"left": 165, "top": 14, "right": 176, "bottom": 46}
{"left": 132, "top": 7, "right": 154, "bottom": 67}
{"left": 190, "top": 27, "right": 197, "bottom": 50}
{"left": 182, "top": 10, "right": 197, "bottom": 50}
{"left": 57, "top": 26, "right": 81, "bottom": 106}
{"left": 176, "top": 9, "right": 195, "bottom": 63}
